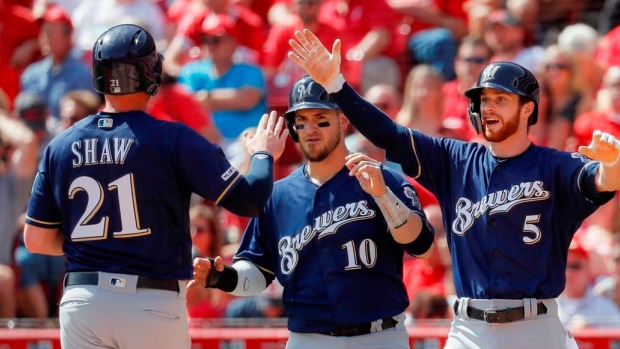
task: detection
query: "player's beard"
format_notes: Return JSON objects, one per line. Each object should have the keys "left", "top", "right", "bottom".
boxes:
{"left": 301, "top": 130, "right": 341, "bottom": 163}
{"left": 483, "top": 109, "right": 521, "bottom": 142}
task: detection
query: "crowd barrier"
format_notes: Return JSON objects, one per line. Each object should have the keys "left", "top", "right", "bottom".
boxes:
{"left": 3, "top": 324, "right": 620, "bottom": 349}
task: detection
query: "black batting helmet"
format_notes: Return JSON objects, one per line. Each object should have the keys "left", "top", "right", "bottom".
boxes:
{"left": 284, "top": 75, "right": 339, "bottom": 142}
{"left": 92, "top": 24, "right": 163, "bottom": 96}
{"left": 464, "top": 61, "right": 539, "bottom": 134}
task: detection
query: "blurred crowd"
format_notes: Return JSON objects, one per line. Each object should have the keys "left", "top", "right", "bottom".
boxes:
{"left": 1, "top": 0, "right": 620, "bottom": 331}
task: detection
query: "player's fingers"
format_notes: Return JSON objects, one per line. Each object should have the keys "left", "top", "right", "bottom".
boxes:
{"left": 214, "top": 256, "right": 226, "bottom": 272}
{"left": 294, "top": 30, "right": 314, "bottom": 52}
{"left": 332, "top": 39, "right": 342, "bottom": 60}
{"left": 303, "top": 29, "right": 323, "bottom": 51}
{"left": 274, "top": 116, "right": 285, "bottom": 137}
{"left": 287, "top": 51, "right": 305, "bottom": 67}
{"left": 266, "top": 110, "right": 277, "bottom": 133}
{"left": 290, "top": 35, "right": 309, "bottom": 57}
{"left": 257, "top": 113, "right": 268, "bottom": 131}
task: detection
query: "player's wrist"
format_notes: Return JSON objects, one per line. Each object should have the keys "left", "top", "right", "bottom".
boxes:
{"left": 250, "top": 151, "right": 274, "bottom": 161}
{"left": 373, "top": 188, "right": 410, "bottom": 229}
{"left": 205, "top": 258, "right": 238, "bottom": 292}
{"left": 322, "top": 73, "right": 345, "bottom": 94}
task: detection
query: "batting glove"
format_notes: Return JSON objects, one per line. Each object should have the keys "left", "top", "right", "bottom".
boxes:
{"left": 578, "top": 130, "right": 620, "bottom": 167}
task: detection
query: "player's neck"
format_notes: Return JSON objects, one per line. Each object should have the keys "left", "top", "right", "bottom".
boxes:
{"left": 305, "top": 147, "right": 348, "bottom": 185}
{"left": 488, "top": 135, "right": 532, "bottom": 158}
{"left": 103, "top": 94, "right": 149, "bottom": 113}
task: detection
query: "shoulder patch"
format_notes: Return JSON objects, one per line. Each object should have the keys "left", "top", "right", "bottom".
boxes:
{"left": 221, "top": 166, "right": 236, "bottom": 181}
{"left": 404, "top": 186, "right": 421, "bottom": 209}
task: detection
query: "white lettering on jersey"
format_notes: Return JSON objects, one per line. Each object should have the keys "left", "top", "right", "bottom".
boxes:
{"left": 72, "top": 138, "right": 135, "bottom": 167}
{"left": 278, "top": 200, "right": 376, "bottom": 275}
{"left": 451, "top": 181, "right": 550, "bottom": 235}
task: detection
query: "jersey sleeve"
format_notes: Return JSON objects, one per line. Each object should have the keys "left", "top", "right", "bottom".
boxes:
{"left": 173, "top": 125, "right": 241, "bottom": 205}
{"left": 25, "top": 146, "right": 63, "bottom": 228}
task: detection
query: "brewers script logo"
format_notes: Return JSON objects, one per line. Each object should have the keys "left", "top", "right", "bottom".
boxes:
{"left": 451, "top": 180, "right": 550, "bottom": 236}
{"left": 481, "top": 64, "right": 500, "bottom": 82}
{"left": 278, "top": 200, "right": 376, "bottom": 275}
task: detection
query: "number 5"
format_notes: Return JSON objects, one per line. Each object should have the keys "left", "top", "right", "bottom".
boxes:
{"left": 522, "top": 214, "right": 541, "bottom": 244}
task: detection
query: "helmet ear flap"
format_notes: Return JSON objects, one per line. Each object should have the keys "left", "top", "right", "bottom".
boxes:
{"left": 468, "top": 101, "right": 482, "bottom": 135}
{"left": 285, "top": 115, "right": 299, "bottom": 142}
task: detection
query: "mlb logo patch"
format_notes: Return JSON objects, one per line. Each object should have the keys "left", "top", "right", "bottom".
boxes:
{"left": 109, "top": 277, "right": 126, "bottom": 288}
{"left": 111, "top": 87, "right": 121, "bottom": 94}
{"left": 221, "top": 166, "right": 236, "bottom": 181}
{"left": 98, "top": 118, "right": 113, "bottom": 128}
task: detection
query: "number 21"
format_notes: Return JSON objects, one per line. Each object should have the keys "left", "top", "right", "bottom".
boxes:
{"left": 68, "top": 174, "right": 150, "bottom": 241}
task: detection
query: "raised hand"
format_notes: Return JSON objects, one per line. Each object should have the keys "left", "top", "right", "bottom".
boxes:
{"left": 288, "top": 29, "right": 342, "bottom": 86}
{"left": 187, "top": 256, "right": 225, "bottom": 288}
{"left": 345, "top": 153, "right": 387, "bottom": 197}
{"left": 578, "top": 130, "right": 620, "bottom": 166}
{"left": 244, "top": 110, "right": 288, "bottom": 161}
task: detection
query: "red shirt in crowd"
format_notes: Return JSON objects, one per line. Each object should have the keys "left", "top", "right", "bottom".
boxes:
{"left": 441, "top": 80, "right": 478, "bottom": 142}
{"left": 147, "top": 82, "right": 212, "bottom": 133}
{"left": 0, "top": 2, "right": 40, "bottom": 107}
{"left": 573, "top": 110, "right": 620, "bottom": 147}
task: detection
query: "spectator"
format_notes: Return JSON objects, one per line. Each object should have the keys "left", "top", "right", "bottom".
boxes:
{"left": 395, "top": 64, "right": 463, "bottom": 140}
{"left": 594, "top": 235, "right": 620, "bottom": 307}
{"left": 557, "top": 23, "right": 604, "bottom": 99}
{"left": 442, "top": 36, "right": 493, "bottom": 141}
{"left": 362, "top": 83, "right": 402, "bottom": 121}
{"left": 599, "top": 0, "right": 620, "bottom": 35}
{"left": 186, "top": 203, "right": 230, "bottom": 319}
{"left": 0, "top": 264, "right": 16, "bottom": 318}
{"left": 164, "top": 0, "right": 267, "bottom": 76}
{"left": 0, "top": 1, "right": 40, "bottom": 108}
{"left": 408, "top": 289, "right": 450, "bottom": 323}
{"left": 13, "top": 91, "right": 54, "bottom": 156}
{"left": 147, "top": 75, "right": 221, "bottom": 144}
{"left": 262, "top": 0, "right": 340, "bottom": 109}
{"left": 71, "top": 0, "right": 167, "bottom": 61}
{"left": 0, "top": 110, "right": 38, "bottom": 267}
{"left": 318, "top": 0, "right": 402, "bottom": 93}
{"left": 484, "top": 8, "right": 544, "bottom": 73}
{"left": 58, "top": 90, "right": 102, "bottom": 130}
{"left": 14, "top": 213, "right": 65, "bottom": 318}
{"left": 20, "top": 5, "right": 96, "bottom": 123}
{"left": 388, "top": 0, "right": 469, "bottom": 81}
{"left": 178, "top": 14, "right": 267, "bottom": 151}
{"left": 537, "top": 44, "right": 592, "bottom": 151}
{"left": 558, "top": 241, "right": 620, "bottom": 329}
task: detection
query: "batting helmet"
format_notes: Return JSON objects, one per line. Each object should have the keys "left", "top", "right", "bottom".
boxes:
{"left": 92, "top": 24, "right": 163, "bottom": 96}
{"left": 284, "top": 75, "right": 339, "bottom": 142}
{"left": 464, "top": 61, "right": 539, "bottom": 134}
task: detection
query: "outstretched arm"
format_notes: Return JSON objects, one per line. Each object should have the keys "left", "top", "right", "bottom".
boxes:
{"left": 288, "top": 29, "right": 407, "bottom": 152}
{"left": 578, "top": 131, "right": 620, "bottom": 193}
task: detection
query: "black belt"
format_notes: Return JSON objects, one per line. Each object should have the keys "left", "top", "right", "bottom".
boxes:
{"left": 65, "top": 272, "right": 179, "bottom": 292}
{"left": 453, "top": 299, "right": 547, "bottom": 324}
{"left": 321, "top": 316, "right": 398, "bottom": 337}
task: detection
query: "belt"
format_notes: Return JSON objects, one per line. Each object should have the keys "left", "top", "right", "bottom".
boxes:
{"left": 454, "top": 299, "right": 547, "bottom": 324}
{"left": 321, "top": 316, "right": 398, "bottom": 337}
{"left": 65, "top": 272, "right": 179, "bottom": 292}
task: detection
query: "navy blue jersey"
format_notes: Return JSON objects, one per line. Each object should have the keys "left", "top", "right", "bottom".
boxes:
{"left": 386, "top": 128, "right": 614, "bottom": 299}
{"left": 234, "top": 165, "right": 430, "bottom": 333}
{"left": 26, "top": 111, "right": 241, "bottom": 280}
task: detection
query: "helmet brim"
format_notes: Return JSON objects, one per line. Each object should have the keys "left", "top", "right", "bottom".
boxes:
{"left": 464, "top": 83, "right": 521, "bottom": 99}
{"left": 284, "top": 101, "right": 339, "bottom": 119}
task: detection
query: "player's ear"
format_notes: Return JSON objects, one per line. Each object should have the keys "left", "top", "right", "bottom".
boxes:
{"left": 521, "top": 101, "right": 534, "bottom": 119}
{"left": 338, "top": 110, "right": 349, "bottom": 129}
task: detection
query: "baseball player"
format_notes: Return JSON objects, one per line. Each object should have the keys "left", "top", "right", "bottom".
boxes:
{"left": 190, "top": 75, "right": 435, "bottom": 349}
{"left": 287, "top": 30, "right": 620, "bottom": 349}
{"left": 23, "top": 24, "right": 287, "bottom": 349}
